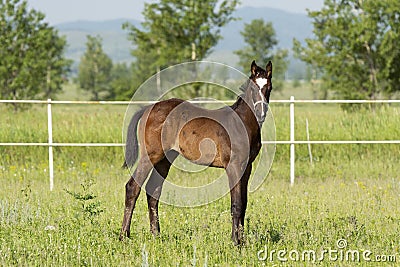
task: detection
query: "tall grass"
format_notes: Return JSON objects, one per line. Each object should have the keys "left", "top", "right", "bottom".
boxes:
{"left": 1, "top": 165, "right": 399, "bottom": 265}
{"left": 0, "top": 91, "right": 399, "bottom": 266}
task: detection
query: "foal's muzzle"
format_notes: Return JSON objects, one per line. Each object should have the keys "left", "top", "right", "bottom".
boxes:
{"left": 252, "top": 86, "right": 269, "bottom": 125}
{"left": 254, "top": 101, "right": 268, "bottom": 125}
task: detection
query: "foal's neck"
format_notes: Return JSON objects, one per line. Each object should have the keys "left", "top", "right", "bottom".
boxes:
{"left": 231, "top": 92, "right": 259, "bottom": 128}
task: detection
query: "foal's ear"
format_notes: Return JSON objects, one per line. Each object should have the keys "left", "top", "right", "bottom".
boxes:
{"left": 266, "top": 61, "right": 272, "bottom": 78}
{"left": 251, "top": 60, "right": 257, "bottom": 76}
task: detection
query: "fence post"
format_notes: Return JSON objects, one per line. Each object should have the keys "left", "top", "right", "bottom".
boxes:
{"left": 47, "top": 99, "right": 54, "bottom": 191}
{"left": 290, "top": 96, "right": 295, "bottom": 185}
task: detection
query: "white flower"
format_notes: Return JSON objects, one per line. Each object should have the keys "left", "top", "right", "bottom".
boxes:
{"left": 45, "top": 225, "right": 56, "bottom": 231}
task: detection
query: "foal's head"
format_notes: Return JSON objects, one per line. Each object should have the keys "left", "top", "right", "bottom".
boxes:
{"left": 249, "top": 60, "right": 273, "bottom": 124}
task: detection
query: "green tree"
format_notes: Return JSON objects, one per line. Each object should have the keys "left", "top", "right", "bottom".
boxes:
{"left": 234, "top": 19, "right": 289, "bottom": 91}
{"left": 293, "top": 0, "right": 400, "bottom": 100}
{"left": 0, "top": 0, "right": 71, "bottom": 105}
{"left": 124, "top": 0, "right": 239, "bottom": 92}
{"left": 78, "top": 35, "right": 113, "bottom": 100}
{"left": 106, "top": 63, "right": 133, "bottom": 100}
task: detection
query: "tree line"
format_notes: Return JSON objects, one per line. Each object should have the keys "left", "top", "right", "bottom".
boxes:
{"left": 1, "top": 0, "right": 399, "bottom": 104}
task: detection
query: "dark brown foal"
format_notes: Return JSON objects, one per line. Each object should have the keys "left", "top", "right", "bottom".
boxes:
{"left": 120, "top": 61, "right": 273, "bottom": 245}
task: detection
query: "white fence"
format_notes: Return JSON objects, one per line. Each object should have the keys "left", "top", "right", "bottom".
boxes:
{"left": 1, "top": 97, "right": 400, "bottom": 190}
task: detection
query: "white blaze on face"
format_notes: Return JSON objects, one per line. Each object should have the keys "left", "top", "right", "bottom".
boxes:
{"left": 256, "top": 78, "right": 268, "bottom": 89}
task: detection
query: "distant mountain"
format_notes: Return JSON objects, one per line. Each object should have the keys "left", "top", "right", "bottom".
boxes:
{"left": 56, "top": 19, "right": 140, "bottom": 65}
{"left": 55, "top": 7, "right": 312, "bottom": 76}
{"left": 56, "top": 18, "right": 140, "bottom": 33}
{"left": 215, "top": 7, "right": 313, "bottom": 51}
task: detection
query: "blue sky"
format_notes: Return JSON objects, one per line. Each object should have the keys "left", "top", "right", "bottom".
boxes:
{"left": 27, "top": 0, "right": 324, "bottom": 25}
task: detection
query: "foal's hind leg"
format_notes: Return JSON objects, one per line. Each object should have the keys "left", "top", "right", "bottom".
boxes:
{"left": 120, "top": 158, "right": 153, "bottom": 241}
{"left": 146, "top": 151, "right": 178, "bottom": 235}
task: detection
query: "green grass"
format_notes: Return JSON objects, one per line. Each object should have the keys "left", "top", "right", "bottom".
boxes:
{"left": 0, "top": 84, "right": 399, "bottom": 266}
{"left": 1, "top": 166, "right": 399, "bottom": 266}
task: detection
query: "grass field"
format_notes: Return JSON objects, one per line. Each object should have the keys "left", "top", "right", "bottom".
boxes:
{"left": 0, "top": 84, "right": 399, "bottom": 266}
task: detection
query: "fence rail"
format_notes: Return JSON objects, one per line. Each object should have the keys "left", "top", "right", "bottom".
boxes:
{"left": 1, "top": 97, "right": 399, "bottom": 190}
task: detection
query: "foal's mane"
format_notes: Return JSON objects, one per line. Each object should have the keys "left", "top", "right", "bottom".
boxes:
{"left": 230, "top": 95, "right": 245, "bottom": 111}
{"left": 230, "top": 79, "right": 251, "bottom": 111}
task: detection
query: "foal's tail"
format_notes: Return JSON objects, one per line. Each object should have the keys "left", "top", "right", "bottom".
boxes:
{"left": 122, "top": 107, "right": 147, "bottom": 168}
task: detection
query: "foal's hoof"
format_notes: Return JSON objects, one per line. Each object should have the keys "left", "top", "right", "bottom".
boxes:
{"left": 150, "top": 228, "right": 160, "bottom": 237}
{"left": 232, "top": 238, "right": 245, "bottom": 247}
{"left": 232, "top": 228, "right": 245, "bottom": 246}
{"left": 231, "top": 234, "right": 240, "bottom": 246}
{"left": 119, "top": 231, "right": 130, "bottom": 241}
{"left": 119, "top": 234, "right": 125, "bottom": 241}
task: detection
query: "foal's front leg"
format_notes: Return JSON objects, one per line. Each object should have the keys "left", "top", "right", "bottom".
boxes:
{"left": 239, "top": 164, "right": 251, "bottom": 227}
{"left": 227, "top": 164, "right": 252, "bottom": 245}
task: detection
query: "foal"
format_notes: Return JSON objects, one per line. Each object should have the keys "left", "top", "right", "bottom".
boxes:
{"left": 120, "top": 61, "right": 273, "bottom": 245}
